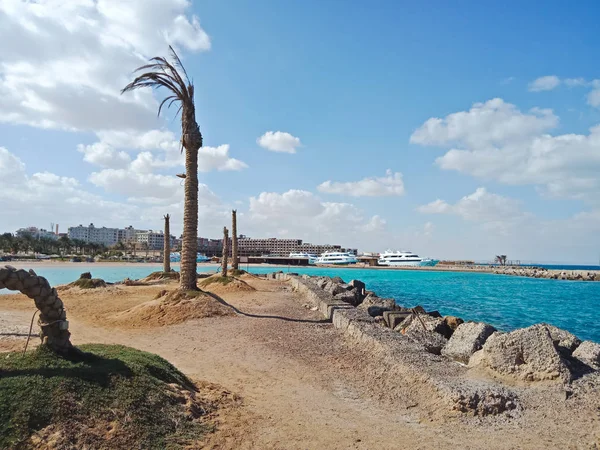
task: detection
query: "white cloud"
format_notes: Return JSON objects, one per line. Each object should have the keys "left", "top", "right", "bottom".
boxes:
{"left": 564, "top": 77, "right": 587, "bottom": 87}
{"left": 360, "top": 215, "right": 387, "bottom": 232}
{"left": 0, "top": 146, "right": 228, "bottom": 237}
{"left": 0, "top": 0, "right": 210, "bottom": 132}
{"left": 528, "top": 75, "right": 561, "bottom": 92}
{"left": 77, "top": 142, "right": 131, "bottom": 169}
{"left": 410, "top": 98, "right": 558, "bottom": 148}
{"left": 257, "top": 131, "right": 301, "bottom": 153}
{"left": 317, "top": 170, "right": 405, "bottom": 197}
{"left": 411, "top": 98, "right": 600, "bottom": 202}
{"left": 247, "top": 189, "right": 387, "bottom": 248}
{"left": 587, "top": 80, "right": 600, "bottom": 108}
{"left": 418, "top": 188, "right": 530, "bottom": 235}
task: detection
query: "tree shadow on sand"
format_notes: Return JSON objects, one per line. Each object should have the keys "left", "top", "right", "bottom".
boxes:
{"left": 204, "top": 291, "right": 330, "bottom": 324}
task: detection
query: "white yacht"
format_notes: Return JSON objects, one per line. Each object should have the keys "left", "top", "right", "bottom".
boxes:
{"left": 289, "top": 252, "right": 318, "bottom": 265}
{"left": 315, "top": 252, "right": 358, "bottom": 265}
{"left": 378, "top": 250, "right": 438, "bottom": 267}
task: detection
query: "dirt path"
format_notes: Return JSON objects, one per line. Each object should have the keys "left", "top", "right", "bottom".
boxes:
{"left": 1, "top": 278, "right": 598, "bottom": 449}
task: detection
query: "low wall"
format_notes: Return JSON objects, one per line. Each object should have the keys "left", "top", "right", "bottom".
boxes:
{"left": 286, "top": 274, "right": 520, "bottom": 416}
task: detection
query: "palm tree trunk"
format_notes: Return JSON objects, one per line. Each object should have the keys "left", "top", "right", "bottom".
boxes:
{"left": 0, "top": 266, "right": 73, "bottom": 355}
{"left": 231, "top": 209, "right": 239, "bottom": 271}
{"left": 163, "top": 214, "right": 171, "bottom": 273}
{"left": 179, "top": 104, "right": 202, "bottom": 291}
{"left": 221, "top": 227, "right": 229, "bottom": 277}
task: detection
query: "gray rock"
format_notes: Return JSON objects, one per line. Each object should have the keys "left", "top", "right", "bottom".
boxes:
{"left": 540, "top": 324, "right": 581, "bottom": 354}
{"left": 331, "top": 276, "right": 344, "bottom": 284}
{"left": 395, "top": 315, "right": 449, "bottom": 355}
{"left": 441, "top": 322, "right": 496, "bottom": 364}
{"left": 479, "top": 324, "right": 572, "bottom": 383}
{"left": 334, "top": 290, "right": 362, "bottom": 306}
{"left": 358, "top": 294, "right": 397, "bottom": 316}
{"left": 324, "top": 281, "right": 347, "bottom": 296}
{"left": 572, "top": 341, "right": 600, "bottom": 369}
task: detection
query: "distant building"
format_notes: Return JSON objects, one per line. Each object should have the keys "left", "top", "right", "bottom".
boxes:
{"left": 15, "top": 227, "right": 57, "bottom": 240}
{"left": 235, "top": 235, "right": 354, "bottom": 257}
{"left": 197, "top": 237, "right": 223, "bottom": 257}
{"left": 136, "top": 230, "right": 177, "bottom": 250}
{"left": 68, "top": 223, "right": 147, "bottom": 247}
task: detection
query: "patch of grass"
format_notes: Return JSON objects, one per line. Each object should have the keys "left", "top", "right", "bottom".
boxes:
{"left": 144, "top": 271, "right": 180, "bottom": 281}
{"left": 0, "top": 344, "right": 210, "bottom": 449}
{"left": 229, "top": 269, "right": 247, "bottom": 277}
{"left": 199, "top": 276, "right": 234, "bottom": 287}
{"left": 69, "top": 278, "right": 107, "bottom": 289}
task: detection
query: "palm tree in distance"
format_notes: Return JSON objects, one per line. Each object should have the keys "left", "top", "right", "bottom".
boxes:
{"left": 163, "top": 214, "right": 171, "bottom": 273}
{"left": 122, "top": 46, "right": 202, "bottom": 291}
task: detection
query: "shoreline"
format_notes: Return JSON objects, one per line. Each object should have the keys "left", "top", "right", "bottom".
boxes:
{"left": 3, "top": 260, "right": 600, "bottom": 282}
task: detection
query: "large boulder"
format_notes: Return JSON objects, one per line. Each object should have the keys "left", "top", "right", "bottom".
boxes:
{"left": 348, "top": 279, "right": 366, "bottom": 297}
{"left": 358, "top": 294, "right": 397, "bottom": 317}
{"left": 572, "top": 341, "right": 600, "bottom": 369}
{"left": 479, "top": 325, "right": 572, "bottom": 383}
{"left": 542, "top": 324, "right": 581, "bottom": 354}
{"left": 323, "top": 280, "right": 348, "bottom": 296}
{"left": 331, "top": 276, "right": 344, "bottom": 284}
{"left": 443, "top": 316, "right": 464, "bottom": 332}
{"left": 395, "top": 315, "right": 449, "bottom": 355}
{"left": 334, "top": 290, "right": 362, "bottom": 306}
{"left": 441, "top": 322, "right": 496, "bottom": 364}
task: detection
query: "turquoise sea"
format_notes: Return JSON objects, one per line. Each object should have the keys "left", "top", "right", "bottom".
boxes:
{"left": 3, "top": 263, "right": 599, "bottom": 343}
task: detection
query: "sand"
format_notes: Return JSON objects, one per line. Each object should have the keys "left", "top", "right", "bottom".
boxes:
{"left": 1, "top": 277, "right": 599, "bottom": 449}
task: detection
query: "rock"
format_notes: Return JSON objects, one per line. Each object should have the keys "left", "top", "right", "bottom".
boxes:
{"left": 80, "top": 272, "right": 92, "bottom": 280}
{"left": 441, "top": 322, "right": 496, "bottom": 364}
{"left": 358, "top": 294, "right": 397, "bottom": 317}
{"left": 396, "top": 315, "right": 449, "bottom": 355}
{"left": 443, "top": 316, "right": 464, "bottom": 332}
{"left": 324, "top": 281, "right": 348, "bottom": 296}
{"left": 348, "top": 279, "right": 366, "bottom": 296}
{"left": 572, "top": 341, "right": 600, "bottom": 369}
{"left": 383, "top": 310, "right": 411, "bottom": 328}
{"left": 427, "top": 310, "right": 443, "bottom": 318}
{"left": 331, "top": 276, "right": 344, "bottom": 284}
{"left": 479, "top": 325, "right": 572, "bottom": 383}
{"left": 540, "top": 324, "right": 581, "bottom": 354}
{"left": 334, "top": 290, "right": 362, "bottom": 306}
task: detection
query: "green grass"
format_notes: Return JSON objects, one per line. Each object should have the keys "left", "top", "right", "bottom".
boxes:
{"left": 69, "top": 278, "right": 106, "bottom": 289}
{"left": 229, "top": 269, "right": 247, "bottom": 277}
{"left": 199, "top": 276, "right": 234, "bottom": 287}
{"left": 0, "top": 344, "right": 210, "bottom": 449}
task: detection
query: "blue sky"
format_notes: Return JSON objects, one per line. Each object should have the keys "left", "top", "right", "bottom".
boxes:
{"left": 1, "top": 0, "right": 600, "bottom": 263}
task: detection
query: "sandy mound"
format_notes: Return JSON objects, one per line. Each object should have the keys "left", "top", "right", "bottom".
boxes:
{"left": 108, "top": 290, "right": 234, "bottom": 328}
{"left": 199, "top": 275, "right": 256, "bottom": 294}
{"left": 139, "top": 271, "right": 180, "bottom": 283}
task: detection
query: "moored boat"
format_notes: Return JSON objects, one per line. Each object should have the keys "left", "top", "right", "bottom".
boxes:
{"left": 289, "top": 252, "right": 318, "bottom": 265}
{"left": 315, "top": 252, "right": 358, "bottom": 265}
{"left": 378, "top": 250, "right": 438, "bottom": 267}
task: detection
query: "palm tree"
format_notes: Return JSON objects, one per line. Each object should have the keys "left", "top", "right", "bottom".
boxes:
{"left": 122, "top": 47, "right": 201, "bottom": 291}
{"left": 221, "top": 227, "right": 229, "bottom": 277}
{"left": 495, "top": 255, "right": 508, "bottom": 266}
{"left": 163, "top": 214, "right": 171, "bottom": 273}
{"left": 231, "top": 210, "right": 239, "bottom": 271}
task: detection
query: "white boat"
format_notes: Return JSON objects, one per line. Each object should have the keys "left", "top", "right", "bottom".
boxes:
{"left": 378, "top": 250, "right": 438, "bottom": 267}
{"left": 315, "top": 251, "right": 358, "bottom": 265}
{"left": 289, "top": 252, "right": 318, "bottom": 265}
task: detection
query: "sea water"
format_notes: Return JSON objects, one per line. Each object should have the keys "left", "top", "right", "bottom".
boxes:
{"left": 3, "top": 263, "right": 599, "bottom": 343}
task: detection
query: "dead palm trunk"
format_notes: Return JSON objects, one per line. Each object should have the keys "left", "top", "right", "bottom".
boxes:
{"left": 0, "top": 266, "right": 73, "bottom": 355}
{"left": 163, "top": 214, "right": 171, "bottom": 273}
{"left": 231, "top": 209, "right": 239, "bottom": 271}
{"left": 222, "top": 227, "right": 229, "bottom": 277}
{"left": 122, "top": 46, "right": 202, "bottom": 291}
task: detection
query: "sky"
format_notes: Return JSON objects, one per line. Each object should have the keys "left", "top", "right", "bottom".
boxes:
{"left": 1, "top": 0, "right": 600, "bottom": 264}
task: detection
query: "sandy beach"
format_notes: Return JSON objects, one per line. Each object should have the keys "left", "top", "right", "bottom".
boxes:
{"left": 1, "top": 273, "right": 598, "bottom": 449}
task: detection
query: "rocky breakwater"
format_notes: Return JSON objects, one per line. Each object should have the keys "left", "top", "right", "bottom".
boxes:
{"left": 280, "top": 272, "right": 600, "bottom": 418}
{"left": 492, "top": 266, "right": 600, "bottom": 281}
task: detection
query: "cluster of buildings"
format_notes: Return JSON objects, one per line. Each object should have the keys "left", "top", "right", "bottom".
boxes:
{"left": 67, "top": 224, "right": 176, "bottom": 250}
{"left": 14, "top": 223, "right": 356, "bottom": 256}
